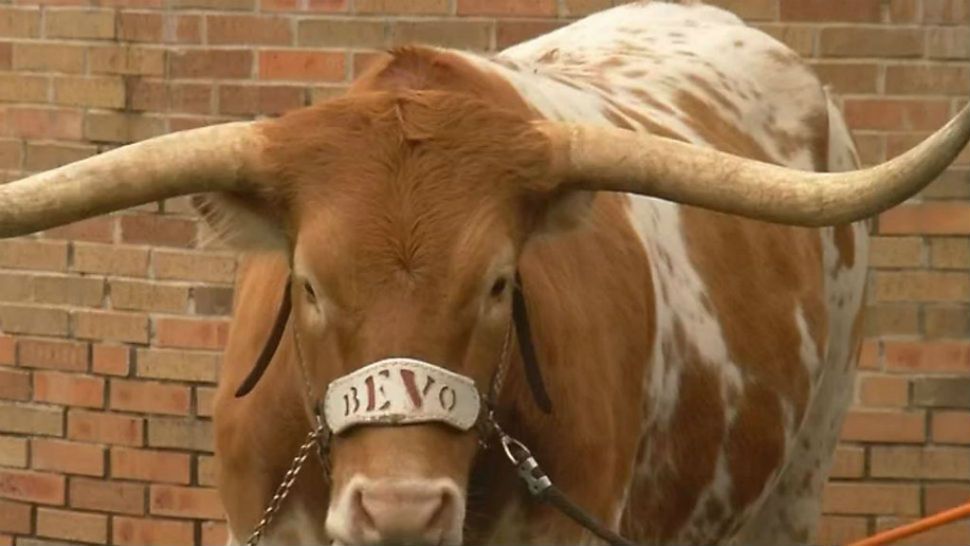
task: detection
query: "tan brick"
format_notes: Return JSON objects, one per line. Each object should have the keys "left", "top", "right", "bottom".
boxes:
{"left": 0, "top": 499, "right": 31, "bottom": 534}
{"left": 218, "top": 84, "right": 305, "bottom": 116}
{"left": 153, "top": 249, "right": 236, "bottom": 283}
{"left": 822, "top": 483, "right": 920, "bottom": 516}
{"left": 872, "top": 518, "right": 970, "bottom": 546}
{"left": 197, "top": 454, "right": 217, "bottom": 486}
{"left": 0, "top": 272, "right": 32, "bottom": 303}
{"left": 68, "top": 409, "right": 143, "bottom": 446}
{"left": 121, "top": 214, "right": 198, "bottom": 248}
{"left": 69, "top": 477, "right": 145, "bottom": 515}
{"left": 110, "top": 280, "right": 188, "bottom": 313}
{"left": 928, "top": 27, "right": 970, "bottom": 60}
{"left": 933, "top": 411, "right": 970, "bottom": 444}
{"left": 150, "top": 485, "right": 223, "bottom": 519}
{"left": 12, "top": 43, "right": 85, "bottom": 74}
{"left": 886, "top": 65, "right": 970, "bottom": 95}
{"left": 0, "top": 305, "right": 69, "bottom": 336}
{"left": 841, "top": 410, "right": 925, "bottom": 443}
{"left": 130, "top": 80, "right": 212, "bottom": 114}
{"left": 194, "top": 286, "right": 234, "bottom": 316}
{"left": 32, "top": 439, "right": 104, "bottom": 477}
{"left": 914, "top": 377, "right": 970, "bottom": 408}
{"left": 859, "top": 375, "right": 909, "bottom": 408}
{"left": 0, "top": 402, "right": 63, "bottom": 436}
{"left": 816, "top": 515, "right": 868, "bottom": 546}
{"left": 171, "top": 0, "right": 255, "bottom": 8}
{"left": 89, "top": 45, "right": 166, "bottom": 76}
{"left": 113, "top": 516, "right": 195, "bottom": 546}
{"left": 118, "top": 12, "right": 163, "bottom": 42}
{"left": 885, "top": 341, "right": 970, "bottom": 373}
{"left": 196, "top": 386, "right": 215, "bottom": 417}
{"left": 32, "top": 275, "right": 104, "bottom": 307}
{"left": 869, "top": 236, "right": 924, "bottom": 268}
{"left": 202, "top": 521, "right": 229, "bottom": 546}
{"left": 0, "top": 74, "right": 47, "bottom": 103}
{"left": 496, "top": 20, "right": 568, "bottom": 50}
{"left": 208, "top": 14, "right": 292, "bottom": 45}
{"left": 148, "top": 416, "right": 213, "bottom": 452}
{"left": 0, "top": 436, "right": 27, "bottom": 468}
{"left": 0, "top": 140, "right": 22, "bottom": 171}
{"left": 42, "top": 216, "right": 115, "bottom": 244}
{"left": 37, "top": 508, "right": 106, "bottom": 543}
{"left": 24, "top": 142, "right": 96, "bottom": 172}
{"left": 0, "top": 8, "right": 41, "bottom": 38}
{"left": 33, "top": 370, "right": 104, "bottom": 409}
{"left": 111, "top": 447, "right": 191, "bottom": 485}
{"left": 136, "top": 348, "right": 219, "bottom": 383}
{"left": 872, "top": 271, "right": 970, "bottom": 303}
{"left": 73, "top": 243, "right": 150, "bottom": 277}
{"left": 871, "top": 446, "right": 970, "bottom": 480}
{"left": 925, "top": 305, "right": 970, "bottom": 339}
{"left": 890, "top": 0, "right": 921, "bottom": 22}
{"left": 706, "top": 0, "right": 777, "bottom": 20}
{"left": 73, "top": 310, "right": 149, "bottom": 344}
{"left": 18, "top": 339, "right": 87, "bottom": 372}
{"left": 45, "top": 9, "right": 115, "bottom": 40}
{"left": 820, "top": 27, "right": 923, "bottom": 58}
{"left": 391, "top": 20, "right": 493, "bottom": 51}
{"left": 170, "top": 49, "right": 253, "bottom": 79}
{"left": 780, "top": 0, "right": 881, "bottom": 21}
{"left": 0, "top": 469, "right": 65, "bottom": 505}
{"left": 110, "top": 379, "right": 191, "bottom": 416}
{"left": 92, "top": 344, "right": 130, "bottom": 376}
{"left": 829, "top": 446, "right": 865, "bottom": 479}
{"left": 356, "top": 0, "right": 448, "bottom": 13}
{"left": 298, "top": 19, "right": 385, "bottom": 48}
{"left": 924, "top": 0, "right": 970, "bottom": 23}
{"left": 53, "top": 76, "right": 125, "bottom": 109}
{"left": 457, "top": 0, "right": 555, "bottom": 16}
{"left": 931, "top": 238, "right": 970, "bottom": 269}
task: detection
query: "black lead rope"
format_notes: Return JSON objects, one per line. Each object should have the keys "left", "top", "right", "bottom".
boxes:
{"left": 234, "top": 275, "right": 292, "bottom": 398}
{"left": 512, "top": 272, "right": 554, "bottom": 414}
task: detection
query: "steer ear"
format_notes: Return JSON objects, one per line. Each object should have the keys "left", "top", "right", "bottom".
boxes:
{"left": 193, "top": 189, "right": 290, "bottom": 252}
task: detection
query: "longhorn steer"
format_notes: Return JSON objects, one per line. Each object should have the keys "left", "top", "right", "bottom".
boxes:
{"left": 1, "top": 2, "right": 969, "bottom": 545}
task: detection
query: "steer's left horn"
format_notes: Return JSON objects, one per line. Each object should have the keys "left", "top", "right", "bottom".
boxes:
{"left": 0, "top": 121, "right": 264, "bottom": 238}
{"left": 538, "top": 101, "right": 970, "bottom": 226}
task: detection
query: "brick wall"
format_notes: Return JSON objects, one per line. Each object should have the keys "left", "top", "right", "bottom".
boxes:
{"left": 0, "top": 1, "right": 967, "bottom": 545}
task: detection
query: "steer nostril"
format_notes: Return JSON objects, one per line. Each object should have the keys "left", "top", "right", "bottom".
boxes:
{"left": 348, "top": 480, "right": 460, "bottom": 544}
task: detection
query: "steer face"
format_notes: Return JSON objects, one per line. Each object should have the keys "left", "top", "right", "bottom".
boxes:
{"left": 206, "top": 91, "right": 558, "bottom": 544}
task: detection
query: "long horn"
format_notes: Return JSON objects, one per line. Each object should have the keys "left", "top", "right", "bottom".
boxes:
{"left": 0, "top": 121, "right": 265, "bottom": 238}
{"left": 538, "top": 102, "right": 970, "bottom": 226}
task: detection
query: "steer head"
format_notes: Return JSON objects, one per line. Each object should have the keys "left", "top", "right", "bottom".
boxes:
{"left": 0, "top": 46, "right": 968, "bottom": 546}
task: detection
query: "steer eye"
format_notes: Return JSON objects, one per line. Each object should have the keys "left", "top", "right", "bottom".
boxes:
{"left": 489, "top": 277, "right": 508, "bottom": 299}
{"left": 303, "top": 280, "right": 317, "bottom": 304}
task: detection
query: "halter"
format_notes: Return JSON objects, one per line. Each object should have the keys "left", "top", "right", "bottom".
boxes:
{"left": 235, "top": 273, "right": 634, "bottom": 546}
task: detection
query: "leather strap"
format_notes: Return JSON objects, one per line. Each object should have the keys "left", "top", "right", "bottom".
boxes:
{"left": 234, "top": 275, "right": 292, "bottom": 398}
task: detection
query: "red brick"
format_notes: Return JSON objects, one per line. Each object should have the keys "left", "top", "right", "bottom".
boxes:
{"left": 172, "top": 14, "right": 203, "bottom": 43}
{"left": 925, "top": 483, "right": 970, "bottom": 514}
{"left": 355, "top": 0, "right": 447, "bottom": 13}
{"left": 120, "top": 214, "right": 198, "bottom": 248}
{"left": 885, "top": 341, "right": 970, "bottom": 373}
{"left": 32, "top": 439, "right": 104, "bottom": 477}
{"left": 870, "top": 446, "right": 970, "bottom": 480}
{"left": 0, "top": 499, "right": 31, "bottom": 534}
{"left": 114, "top": 516, "right": 195, "bottom": 546}
{"left": 201, "top": 521, "right": 229, "bottom": 546}
{"left": 841, "top": 410, "right": 925, "bottom": 443}
{"left": 89, "top": 45, "right": 166, "bottom": 76}
{"left": 934, "top": 411, "right": 970, "bottom": 444}
{"left": 33, "top": 370, "right": 104, "bottom": 408}
{"left": 457, "top": 0, "right": 555, "bottom": 16}
{"left": 110, "top": 379, "right": 192, "bottom": 416}
{"left": 259, "top": 50, "right": 346, "bottom": 81}
{"left": 820, "top": 27, "right": 924, "bottom": 58}
{"left": 822, "top": 482, "right": 920, "bottom": 515}
{"left": 0, "top": 368, "right": 30, "bottom": 401}
{"left": 170, "top": 49, "right": 253, "bottom": 79}
{"left": 69, "top": 477, "right": 145, "bottom": 515}
{"left": 42, "top": 216, "right": 115, "bottom": 244}
{"left": 262, "top": 0, "right": 347, "bottom": 10}
{"left": 18, "top": 339, "right": 87, "bottom": 372}
{"left": 0, "top": 336, "right": 12, "bottom": 366}
{"left": 208, "top": 14, "right": 292, "bottom": 45}
{"left": 74, "top": 310, "right": 150, "bottom": 344}
{"left": 810, "top": 62, "right": 880, "bottom": 95}
{"left": 36, "top": 507, "right": 107, "bottom": 544}
{"left": 110, "top": 447, "right": 190, "bottom": 485}
{"left": 845, "top": 99, "right": 952, "bottom": 132}
{"left": 859, "top": 375, "right": 909, "bottom": 408}
{"left": 780, "top": 0, "right": 881, "bottom": 21}
{"left": 119, "top": 12, "right": 162, "bottom": 42}
{"left": 218, "top": 84, "right": 305, "bottom": 115}
{"left": 880, "top": 203, "right": 970, "bottom": 235}
{"left": 6, "top": 107, "right": 82, "bottom": 140}
{"left": 150, "top": 485, "right": 224, "bottom": 519}
{"left": 0, "top": 469, "right": 65, "bottom": 505}
{"left": 816, "top": 515, "right": 868, "bottom": 546}
{"left": 155, "top": 317, "right": 231, "bottom": 350}
{"left": 129, "top": 80, "right": 212, "bottom": 114}
{"left": 68, "top": 410, "right": 143, "bottom": 446}
{"left": 829, "top": 446, "right": 865, "bottom": 479}
{"left": 92, "top": 344, "right": 130, "bottom": 376}
{"left": 886, "top": 65, "right": 970, "bottom": 95}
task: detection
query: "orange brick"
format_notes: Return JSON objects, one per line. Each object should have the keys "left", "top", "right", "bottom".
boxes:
{"left": 0, "top": 73, "right": 47, "bottom": 102}
{"left": 114, "top": 516, "right": 195, "bottom": 546}
{"left": 69, "top": 477, "right": 145, "bottom": 515}
{"left": 31, "top": 439, "right": 104, "bottom": 477}
{"left": 68, "top": 409, "right": 143, "bottom": 446}
{"left": 0, "top": 436, "right": 27, "bottom": 468}
{"left": 42, "top": 216, "right": 115, "bottom": 244}
{"left": 6, "top": 107, "right": 82, "bottom": 140}
{"left": 881, "top": 203, "right": 970, "bottom": 236}
{"left": 36, "top": 507, "right": 107, "bottom": 543}
{"left": 0, "top": 499, "right": 31, "bottom": 534}
{"left": 0, "top": 368, "right": 30, "bottom": 402}
{"left": 0, "top": 239, "right": 68, "bottom": 271}
{"left": 201, "top": 521, "right": 229, "bottom": 546}
{"left": 829, "top": 446, "right": 865, "bottom": 479}
{"left": 73, "top": 242, "right": 150, "bottom": 277}
{"left": 44, "top": 8, "right": 115, "bottom": 39}
{"left": 120, "top": 214, "right": 197, "bottom": 248}
{"left": 933, "top": 411, "right": 970, "bottom": 444}
{"left": 18, "top": 339, "right": 87, "bottom": 372}
{"left": 870, "top": 446, "right": 970, "bottom": 480}
{"left": 208, "top": 14, "right": 292, "bottom": 45}
{"left": 0, "top": 8, "right": 41, "bottom": 38}
{"left": 218, "top": 84, "right": 305, "bottom": 115}
{"left": 822, "top": 482, "right": 920, "bottom": 516}
{"left": 153, "top": 249, "right": 236, "bottom": 282}
{"left": 110, "top": 379, "right": 191, "bottom": 416}
{"left": 33, "top": 370, "right": 104, "bottom": 408}
{"left": 170, "top": 49, "right": 253, "bottom": 79}
{"left": 841, "top": 410, "right": 925, "bottom": 443}
{"left": 457, "top": 0, "right": 555, "bottom": 16}
{"left": 780, "top": 0, "right": 881, "bottom": 21}
{"left": 73, "top": 310, "right": 150, "bottom": 344}
{"left": 135, "top": 348, "right": 219, "bottom": 383}
{"left": 92, "top": 344, "right": 130, "bottom": 376}
{"left": 147, "top": 416, "right": 212, "bottom": 451}
{"left": 259, "top": 49, "right": 345, "bottom": 81}
{"left": 0, "top": 469, "right": 65, "bottom": 505}
{"left": 0, "top": 402, "right": 62, "bottom": 436}
{"left": 111, "top": 447, "right": 191, "bottom": 484}
{"left": 0, "top": 304, "right": 69, "bottom": 336}
{"left": 155, "top": 317, "right": 230, "bottom": 350}
{"left": 885, "top": 341, "right": 970, "bottom": 373}
{"left": 150, "top": 485, "right": 224, "bottom": 519}
{"left": 859, "top": 375, "right": 909, "bottom": 408}
{"left": 925, "top": 483, "right": 970, "bottom": 514}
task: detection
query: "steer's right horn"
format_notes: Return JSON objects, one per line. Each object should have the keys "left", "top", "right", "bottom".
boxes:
{"left": 0, "top": 121, "right": 265, "bottom": 238}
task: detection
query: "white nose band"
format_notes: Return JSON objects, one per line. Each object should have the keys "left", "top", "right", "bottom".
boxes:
{"left": 323, "top": 358, "right": 481, "bottom": 435}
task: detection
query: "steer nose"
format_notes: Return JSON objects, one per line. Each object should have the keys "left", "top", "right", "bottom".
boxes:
{"left": 328, "top": 478, "right": 463, "bottom": 545}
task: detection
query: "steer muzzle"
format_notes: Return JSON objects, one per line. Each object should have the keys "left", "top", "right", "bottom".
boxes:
{"left": 327, "top": 476, "right": 464, "bottom": 545}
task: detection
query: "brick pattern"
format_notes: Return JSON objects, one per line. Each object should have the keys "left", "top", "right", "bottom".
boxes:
{"left": 0, "top": 1, "right": 967, "bottom": 545}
